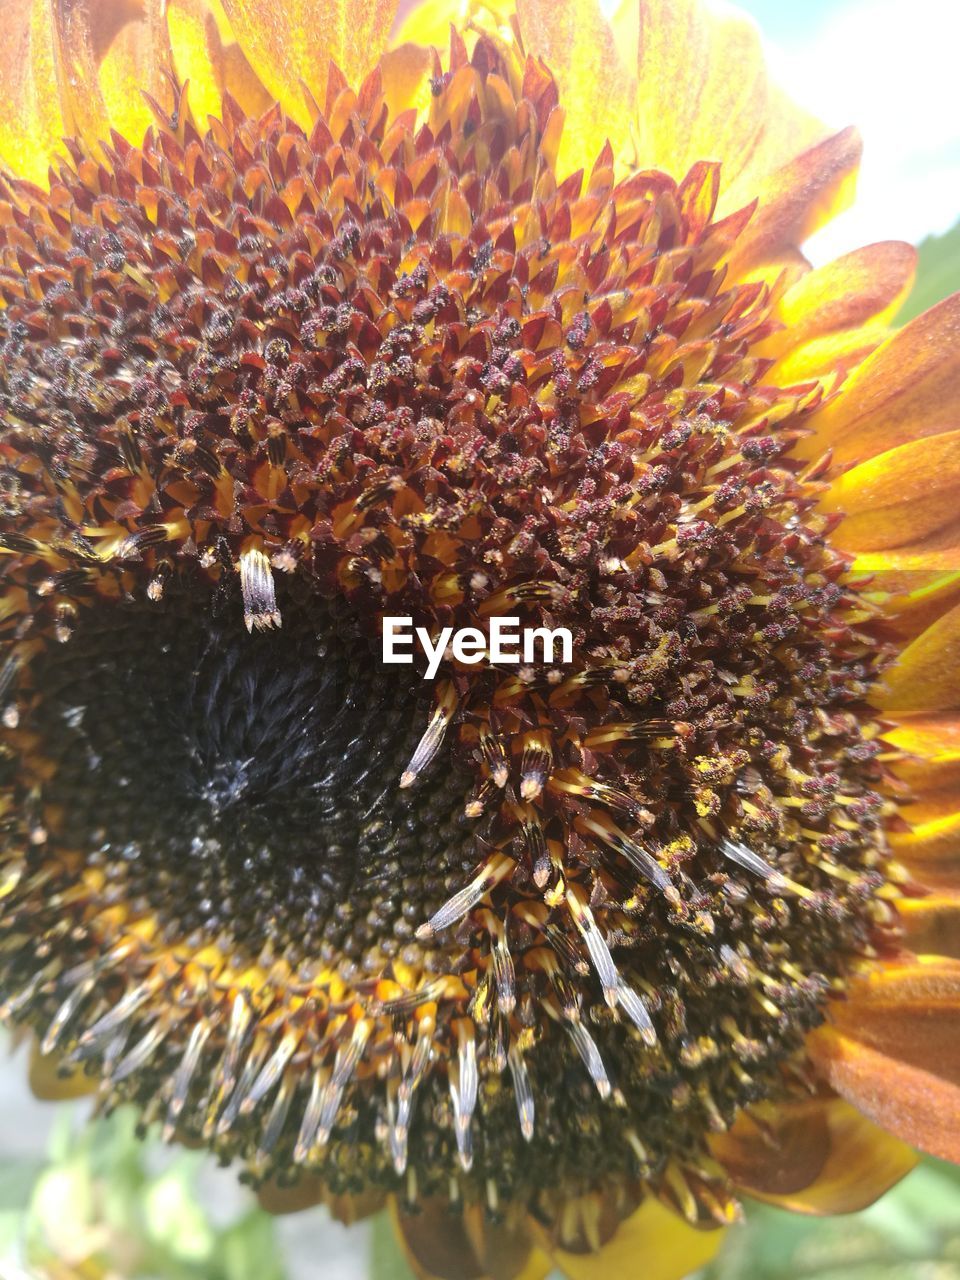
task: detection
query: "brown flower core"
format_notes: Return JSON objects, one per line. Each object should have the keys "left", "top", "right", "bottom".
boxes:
{"left": 0, "top": 39, "right": 896, "bottom": 1231}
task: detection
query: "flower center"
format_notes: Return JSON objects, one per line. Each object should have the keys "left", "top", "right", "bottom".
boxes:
{"left": 0, "top": 39, "right": 896, "bottom": 1226}
{"left": 23, "top": 577, "right": 470, "bottom": 963}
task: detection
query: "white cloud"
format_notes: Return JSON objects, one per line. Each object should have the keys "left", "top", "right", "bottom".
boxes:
{"left": 750, "top": 0, "right": 960, "bottom": 261}
{"left": 601, "top": 0, "right": 960, "bottom": 262}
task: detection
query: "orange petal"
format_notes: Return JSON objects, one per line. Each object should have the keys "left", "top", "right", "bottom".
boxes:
{"left": 891, "top": 753, "right": 960, "bottom": 823}
{"left": 378, "top": 43, "right": 437, "bottom": 120}
{"left": 166, "top": 0, "right": 272, "bottom": 125}
{"left": 885, "top": 714, "right": 960, "bottom": 765}
{"left": 807, "top": 956, "right": 960, "bottom": 1162}
{"left": 712, "top": 1096, "right": 916, "bottom": 1214}
{"left": 219, "top": 0, "right": 399, "bottom": 125}
{"left": 845, "top": 520, "right": 960, "bottom": 576}
{"left": 776, "top": 241, "right": 916, "bottom": 342}
{"left": 257, "top": 1176, "right": 384, "bottom": 1220}
{"left": 899, "top": 895, "right": 960, "bottom": 959}
{"left": 54, "top": 0, "right": 175, "bottom": 153}
{"left": 819, "top": 431, "right": 960, "bottom": 554}
{"left": 855, "top": 571, "right": 960, "bottom": 642}
{"left": 0, "top": 0, "right": 68, "bottom": 184}
{"left": 880, "top": 599, "right": 960, "bottom": 717}
{"left": 516, "top": 0, "right": 635, "bottom": 178}
{"left": 805, "top": 292, "right": 960, "bottom": 468}
{"left": 391, "top": 1196, "right": 550, "bottom": 1280}
{"left": 545, "top": 1195, "right": 724, "bottom": 1280}
{"left": 727, "top": 127, "right": 862, "bottom": 277}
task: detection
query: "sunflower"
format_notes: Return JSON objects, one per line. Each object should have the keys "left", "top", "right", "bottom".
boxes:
{"left": 0, "top": 0, "right": 957, "bottom": 1277}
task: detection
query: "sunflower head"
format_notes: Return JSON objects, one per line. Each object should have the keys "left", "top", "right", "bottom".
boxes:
{"left": 1, "top": 2, "right": 959, "bottom": 1277}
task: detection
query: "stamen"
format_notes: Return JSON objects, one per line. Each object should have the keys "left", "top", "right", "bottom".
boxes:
{"left": 239, "top": 547, "right": 281, "bottom": 632}
{"left": 314, "top": 1019, "right": 371, "bottom": 1148}
{"left": 256, "top": 1069, "right": 296, "bottom": 1162}
{"left": 449, "top": 1021, "right": 478, "bottom": 1171}
{"left": 41, "top": 975, "right": 96, "bottom": 1054}
{"left": 508, "top": 1042, "right": 535, "bottom": 1140}
{"left": 240, "top": 1028, "right": 300, "bottom": 1114}
{"left": 111, "top": 1020, "right": 169, "bottom": 1083}
{"left": 567, "top": 1021, "right": 611, "bottom": 1099}
{"left": 615, "top": 981, "right": 658, "bottom": 1047}
{"left": 216, "top": 1042, "right": 270, "bottom": 1137}
{"left": 524, "top": 816, "right": 552, "bottom": 889}
{"left": 720, "top": 837, "right": 816, "bottom": 900}
{"left": 488, "top": 913, "right": 516, "bottom": 1014}
{"left": 214, "top": 993, "right": 253, "bottom": 1097}
{"left": 720, "top": 837, "right": 777, "bottom": 880}
{"left": 566, "top": 887, "right": 619, "bottom": 1006}
{"left": 416, "top": 852, "right": 514, "bottom": 939}
{"left": 399, "top": 683, "right": 457, "bottom": 788}
{"left": 390, "top": 1018, "right": 434, "bottom": 1175}
{"left": 164, "top": 1018, "right": 213, "bottom": 1138}
{"left": 519, "top": 741, "right": 551, "bottom": 800}
{"left": 294, "top": 1066, "right": 329, "bottom": 1164}
{"left": 480, "top": 732, "right": 510, "bottom": 788}
{"left": 80, "top": 978, "right": 158, "bottom": 1047}
{"left": 578, "top": 814, "right": 675, "bottom": 896}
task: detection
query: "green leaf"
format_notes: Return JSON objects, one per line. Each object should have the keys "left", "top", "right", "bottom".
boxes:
{"left": 370, "top": 1210, "right": 418, "bottom": 1280}
{"left": 898, "top": 220, "right": 960, "bottom": 325}
{"left": 695, "top": 1156, "right": 960, "bottom": 1280}
{"left": 218, "top": 1209, "right": 286, "bottom": 1280}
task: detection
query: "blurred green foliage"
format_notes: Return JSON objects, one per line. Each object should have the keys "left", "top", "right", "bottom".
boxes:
{"left": 3, "top": 1106, "right": 960, "bottom": 1280}
{"left": 897, "top": 220, "right": 960, "bottom": 325}
{"left": 697, "top": 1162, "right": 960, "bottom": 1280}
{"left": 0, "top": 1106, "right": 284, "bottom": 1280}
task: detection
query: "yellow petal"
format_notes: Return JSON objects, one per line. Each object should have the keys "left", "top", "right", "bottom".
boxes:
{"left": 719, "top": 84, "right": 830, "bottom": 216}
{"left": 516, "top": 0, "right": 635, "bottom": 178}
{"left": 776, "top": 241, "right": 916, "bottom": 339}
{"left": 712, "top": 1096, "right": 916, "bottom": 1214}
{"left": 846, "top": 524, "right": 960, "bottom": 575}
{"left": 55, "top": 0, "right": 174, "bottom": 154}
{"left": 258, "top": 1176, "right": 384, "bottom": 1220}
{"left": 548, "top": 1196, "right": 724, "bottom": 1280}
{"left": 28, "top": 1040, "right": 98, "bottom": 1101}
{"left": 628, "top": 0, "right": 766, "bottom": 185}
{"left": 0, "top": 0, "right": 68, "bottom": 184}
{"left": 892, "top": 754, "right": 960, "bottom": 824}
{"left": 807, "top": 957, "right": 960, "bottom": 1163}
{"left": 166, "top": 0, "right": 272, "bottom": 125}
{"left": 889, "top": 811, "right": 960, "bottom": 893}
{"left": 219, "top": 0, "right": 399, "bottom": 126}
{"left": 392, "top": 0, "right": 517, "bottom": 53}
{"left": 804, "top": 292, "right": 960, "bottom": 467}
{"left": 880, "top": 599, "right": 960, "bottom": 717}
{"left": 770, "top": 321, "right": 888, "bottom": 386}
{"left": 820, "top": 431, "right": 960, "bottom": 554}
{"left": 762, "top": 241, "right": 915, "bottom": 379}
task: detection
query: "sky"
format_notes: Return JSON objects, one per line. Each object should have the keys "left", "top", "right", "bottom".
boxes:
{"left": 605, "top": 0, "right": 960, "bottom": 264}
